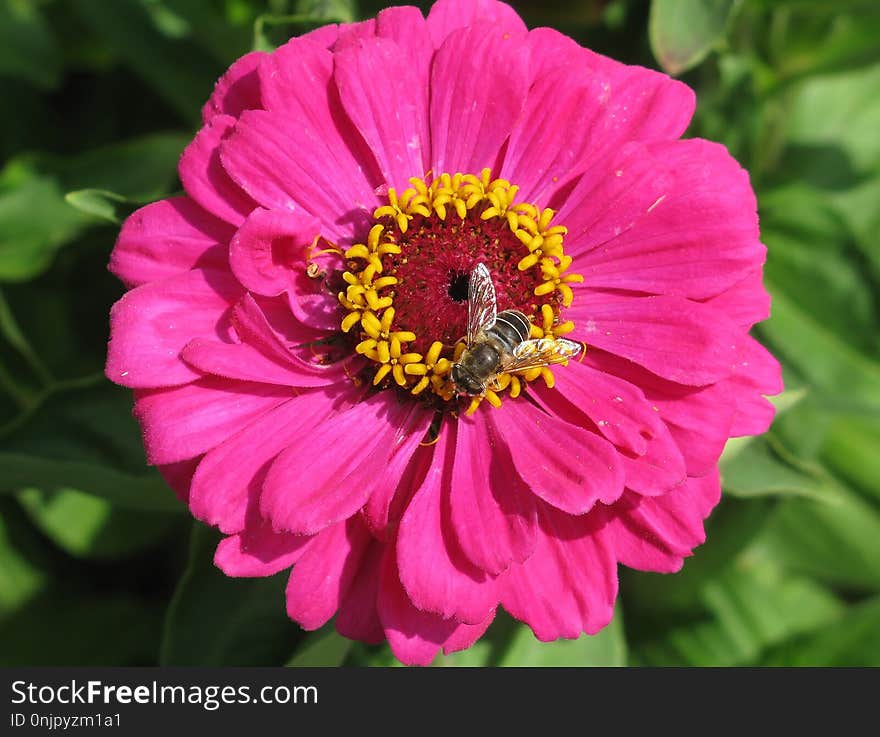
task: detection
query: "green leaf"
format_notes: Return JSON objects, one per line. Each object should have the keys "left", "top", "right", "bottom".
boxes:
{"left": 497, "top": 615, "right": 627, "bottom": 667}
{"left": 761, "top": 187, "right": 877, "bottom": 356}
{"left": 0, "top": 501, "right": 47, "bottom": 615}
{"left": 621, "top": 496, "right": 775, "bottom": 617}
{"left": 46, "top": 133, "right": 191, "bottom": 201}
{"left": 0, "top": 0, "right": 61, "bottom": 89}
{"left": 64, "top": 189, "right": 134, "bottom": 225}
{"left": 0, "top": 453, "right": 182, "bottom": 512}
{"left": 633, "top": 562, "right": 844, "bottom": 666}
{"left": 649, "top": 0, "right": 735, "bottom": 75}
{"left": 434, "top": 610, "right": 626, "bottom": 667}
{"left": 761, "top": 595, "right": 880, "bottom": 666}
{"left": 755, "top": 488, "right": 880, "bottom": 590}
{"left": 0, "top": 381, "right": 180, "bottom": 512}
{"left": 286, "top": 623, "right": 353, "bottom": 667}
{"left": 160, "top": 523, "right": 300, "bottom": 665}
{"left": 0, "top": 160, "right": 90, "bottom": 282}
{"left": 720, "top": 387, "right": 806, "bottom": 465}
{"left": 0, "top": 288, "right": 51, "bottom": 385}
{"left": 820, "top": 414, "right": 880, "bottom": 503}
{"left": 759, "top": 284, "right": 880, "bottom": 406}
{"left": 772, "top": 62, "right": 880, "bottom": 263}
{"left": 295, "top": 0, "right": 356, "bottom": 22}
{"left": 721, "top": 432, "right": 844, "bottom": 503}
{"left": 253, "top": 0, "right": 355, "bottom": 51}
{"left": 0, "top": 133, "right": 187, "bottom": 283}
{"left": 15, "top": 487, "right": 181, "bottom": 560}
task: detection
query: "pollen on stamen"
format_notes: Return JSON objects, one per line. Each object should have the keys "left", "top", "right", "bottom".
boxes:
{"left": 330, "top": 169, "right": 584, "bottom": 412}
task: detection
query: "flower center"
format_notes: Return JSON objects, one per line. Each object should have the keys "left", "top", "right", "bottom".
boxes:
{"left": 335, "top": 169, "right": 583, "bottom": 414}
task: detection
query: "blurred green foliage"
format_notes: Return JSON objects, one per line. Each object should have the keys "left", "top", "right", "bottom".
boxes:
{"left": 0, "top": 0, "right": 879, "bottom": 667}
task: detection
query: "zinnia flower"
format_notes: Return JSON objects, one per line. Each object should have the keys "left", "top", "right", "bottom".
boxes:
{"left": 106, "top": 0, "right": 782, "bottom": 665}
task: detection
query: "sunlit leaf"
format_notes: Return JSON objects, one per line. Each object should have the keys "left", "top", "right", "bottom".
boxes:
{"left": 497, "top": 614, "right": 627, "bottom": 667}
{"left": 16, "top": 487, "right": 181, "bottom": 560}
{"left": 0, "top": 453, "right": 183, "bottom": 513}
{"left": 649, "top": 0, "right": 735, "bottom": 75}
{"left": 761, "top": 595, "right": 880, "bottom": 666}
{"left": 0, "top": 501, "right": 47, "bottom": 615}
{"left": 64, "top": 189, "right": 133, "bottom": 225}
{"left": 633, "top": 562, "right": 844, "bottom": 666}
{"left": 0, "top": 160, "right": 89, "bottom": 282}
{"left": 722, "top": 433, "right": 844, "bottom": 503}
{"left": 820, "top": 414, "right": 880, "bottom": 504}
{"left": 755, "top": 489, "right": 880, "bottom": 590}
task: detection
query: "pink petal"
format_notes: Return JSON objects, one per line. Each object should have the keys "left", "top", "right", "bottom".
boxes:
{"left": 374, "top": 6, "right": 433, "bottom": 93}
{"left": 260, "top": 394, "right": 422, "bottom": 535}
{"left": 286, "top": 517, "right": 372, "bottom": 631}
{"left": 585, "top": 349, "right": 736, "bottom": 476}
{"left": 214, "top": 519, "right": 312, "bottom": 577}
{"left": 178, "top": 114, "right": 257, "bottom": 226}
{"left": 561, "top": 140, "right": 764, "bottom": 300}
{"left": 548, "top": 361, "right": 663, "bottom": 456}
{"left": 157, "top": 457, "right": 201, "bottom": 503}
{"left": 501, "top": 64, "right": 623, "bottom": 204}
{"left": 302, "top": 23, "right": 340, "bottom": 48}
{"left": 706, "top": 269, "right": 772, "bottom": 330}
{"left": 429, "top": 23, "right": 529, "bottom": 176}
{"left": 220, "top": 108, "right": 376, "bottom": 246}
{"left": 224, "top": 37, "right": 380, "bottom": 242}
{"left": 336, "top": 538, "right": 386, "bottom": 645}
{"left": 228, "top": 207, "right": 321, "bottom": 296}
{"left": 500, "top": 503, "right": 618, "bottom": 640}
{"left": 182, "top": 292, "right": 347, "bottom": 388}
{"left": 229, "top": 207, "right": 344, "bottom": 332}
{"left": 378, "top": 544, "right": 457, "bottom": 667}
{"left": 362, "top": 411, "right": 435, "bottom": 540}
{"left": 201, "top": 50, "right": 266, "bottom": 124}
{"left": 567, "top": 292, "right": 741, "bottom": 386}
{"left": 489, "top": 400, "right": 625, "bottom": 513}
{"left": 727, "top": 336, "right": 783, "bottom": 437}
{"left": 516, "top": 28, "right": 693, "bottom": 205}
{"left": 133, "top": 377, "right": 292, "bottom": 465}
{"left": 536, "top": 362, "right": 686, "bottom": 496}
{"left": 396, "top": 422, "right": 499, "bottom": 624}
{"left": 426, "top": 0, "right": 527, "bottom": 48}
{"left": 441, "top": 613, "right": 496, "bottom": 656}
{"left": 181, "top": 337, "right": 347, "bottom": 387}
{"left": 449, "top": 412, "right": 536, "bottom": 575}
{"left": 109, "top": 197, "right": 231, "bottom": 289}
{"left": 106, "top": 267, "right": 241, "bottom": 389}
{"left": 526, "top": 27, "right": 694, "bottom": 143}
{"left": 334, "top": 37, "right": 428, "bottom": 192}
{"left": 617, "top": 427, "right": 687, "bottom": 497}
{"left": 333, "top": 19, "right": 377, "bottom": 49}
{"left": 189, "top": 389, "right": 348, "bottom": 533}
{"left": 600, "top": 469, "right": 721, "bottom": 573}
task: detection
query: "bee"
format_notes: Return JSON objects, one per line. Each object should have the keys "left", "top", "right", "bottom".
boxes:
{"left": 450, "top": 263, "right": 582, "bottom": 396}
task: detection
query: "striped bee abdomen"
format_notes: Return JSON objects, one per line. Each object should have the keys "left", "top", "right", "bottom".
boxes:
{"left": 488, "top": 310, "right": 532, "bottom": 351}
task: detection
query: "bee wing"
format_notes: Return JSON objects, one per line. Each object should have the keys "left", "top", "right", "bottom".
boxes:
{"left": 498, "top": 337, "right": 582, "bottom": 374}
{"left": 466, "top": 262, "right": 497, "bottom": 345}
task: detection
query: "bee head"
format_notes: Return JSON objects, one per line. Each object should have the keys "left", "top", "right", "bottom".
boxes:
{"left": 451, "top": 363, "right": 486, "bottom": 397}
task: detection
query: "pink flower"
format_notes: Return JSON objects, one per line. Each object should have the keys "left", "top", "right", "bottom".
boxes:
{"left": 106, "top": 0, "right": 782, "bottom": 665}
